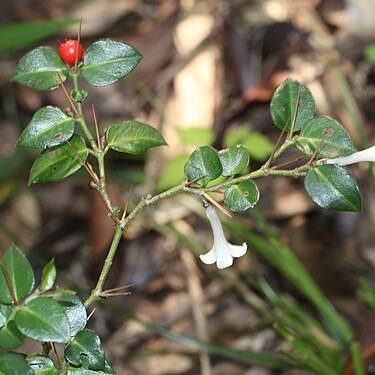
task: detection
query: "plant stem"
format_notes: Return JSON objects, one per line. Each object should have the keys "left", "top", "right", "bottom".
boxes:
{"left": 84, "top": 226, "right": 123, "bottom": 307}
{"left": 84, "top": 162, "right": 314, "bottom": 308}
{"left": 71, "top": 72, "right": 98, "bottom": 153}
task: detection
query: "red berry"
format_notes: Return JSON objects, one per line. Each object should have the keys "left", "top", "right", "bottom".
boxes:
{"left": 58, "top": 40, "right": 84, "bottom": 67}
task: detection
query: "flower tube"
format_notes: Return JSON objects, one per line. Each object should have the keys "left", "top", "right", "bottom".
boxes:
{"left": 324, "top": 145, "right": 375, "bottom": 166}
{"left": 199, "top": 203, "right": 247, "bottom": 269}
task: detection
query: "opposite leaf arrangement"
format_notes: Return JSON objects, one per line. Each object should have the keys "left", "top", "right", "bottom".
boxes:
{"left": 0, "top": 36, "right": 371, "bottom": 373}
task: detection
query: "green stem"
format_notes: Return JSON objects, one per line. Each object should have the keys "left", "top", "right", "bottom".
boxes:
{"left": 71, "top": 73, "right": 98, "bottom": 153}
{"left": 350, "top": 342, "right": 365, "bottom": 375}
{"left": 84, "top": 226, "right": 123, "bottom": 308}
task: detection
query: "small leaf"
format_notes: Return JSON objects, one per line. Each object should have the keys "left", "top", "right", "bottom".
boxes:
{"left": 39, "top": 259, "right": 56, "bottom": 292}
{"left": 304, "top": 165, "right": 361, "bottom": 212}
{"left": 218, "top": 145, "right": 249, "bottom": 176}
{"left": 28, "top": 355, "right": 58, "bottom": 375}
{"left": 224, "top": 181, "right": 260, "bottom": 212}
{"left": 55, "top": 293, "right": 87, "bottom": 336}
{"left": 295, "top": 116, "right": 357, "bottom": 158}
{"left": 17, "top": 107, "right": 75, "bottom": 149}
{"left": 107, "top": 121, "right": 166, "bottom": 154}
{"left": 28, "top": 135, "right": 88, "bottom": 184}
{"left": 0, "top": 304, "right": 12, "bottom": 329}
{"left": 175, "top": 127, "right": 214, "bottom": 146}
{"left": 270, "top": 78, "right": 315, "bottom": 132}
{"left": 65, "top": 329, "right": 106, "bottom": 371}
{"left": 81, "top": 39, "right": 142, "bottom": 86}
{"left": 0, "top": 244, "right": 35, "bottom": 304}
{"left": 0, "top": 320, "right": 24, "bottom": 350}
{"left": 0, "top": 353, "right": 33, "bottom": 375}
{"left": 14, "top": 297, "right": 70, "bottom": 343}
{"left": 12, "top": 47, "right": 68, "bottom": 90}
{"left": 184, "top": 146, "right": 222, "bottom": 186}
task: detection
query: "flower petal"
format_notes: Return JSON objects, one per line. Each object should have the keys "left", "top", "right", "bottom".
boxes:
{"left": 229, "top": 242, "right": 247, "bottom": 258}
{"left": 199, "top": 248, "right": 216, "bottom": 264}
{"left": 216, "top": 256, "right": 233, "bottom": 269}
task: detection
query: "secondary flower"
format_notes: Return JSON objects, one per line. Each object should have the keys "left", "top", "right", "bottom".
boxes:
{"left": 199, "top": 203, "right": 247, "bottom": 269}
{"left": 324, "top": 145, "right": 375, "bottom": 166}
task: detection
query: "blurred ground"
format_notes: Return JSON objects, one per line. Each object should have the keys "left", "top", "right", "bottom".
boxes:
{"left": 2, "top": 0, "right": 375, "bottom": 374}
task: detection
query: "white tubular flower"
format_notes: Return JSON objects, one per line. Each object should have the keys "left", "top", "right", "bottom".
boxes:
{"left": 199, "top": 203, "right": 247, "bottom": 269}
{"left": 325, "top": 145, "right": 375, "bottom": 166}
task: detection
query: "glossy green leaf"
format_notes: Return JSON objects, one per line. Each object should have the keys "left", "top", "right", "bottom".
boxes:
{"left": 12, "top": 47, "right": 68, "bottom": 90}
{"left": 17, "top": 107, "right": 75, "bottom": 149}
{"left": 81, "top": 39, "right": 142, "bottom": 86}
{"left": 14, "top": 297, "right": 70, "bottom": 343}
{"left": 224, "top": 181, "right": 260, "bottom": 212}
{"left": 28, "top": 355, "right": 58, "bottom": 375}
{"left": 0, "top": 352, "right": 33, "bottom": 375}
{"left": 65, "top": 329, "right": 106, "bottom": 371}
{"left": 0, "top": 304, "right": 12, "bottom": 328}
{"left": 295, "top": 116, "right": 357, "bottom": 158}
{"left": 39, "top": 259, "right": 56, "bottom": 292}
{"left": 184, "top": 146, "right": 222, "bottom": 186}
{"left": 28, "top": 135, "right": 88, "bottom": 184}
{"left": 218, "top": 145, "right": 249, "bottom": 176}
{"left": 67, "top": 362, "right": 115, "bottom": 375}
{"left": 304, "top": 165, "right": 361, "bottom": 212}
{"left": 0, "top": 19, "right": 76, "bottom": 55}
{"left": 175, "top": 127, "right": 214, "bottom": 146}
{"left": 0, "top": 320, "right": 24, "bottom": 350}
{"left": 156, "top": 153, "right": 189, "bottom": 191}
{"left": 107, "top": 121, "right": 166, "bottom": 154}
{"left": 55, "top": 294, "right": 87, "bottom": 336}
{"left": 270, "top": 78, "right": 315, "bottom": 132}
{"left": 0, "top": 244, "right": 34, "bottom": 304}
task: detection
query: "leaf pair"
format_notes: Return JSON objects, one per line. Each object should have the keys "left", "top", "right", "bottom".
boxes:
{"left": 12, "top": 39, "right": 142, "bottom": 90}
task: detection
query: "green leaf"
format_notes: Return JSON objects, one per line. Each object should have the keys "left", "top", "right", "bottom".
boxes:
{"left": 39, "top": 259, "right": 56, "bottom": 292}
{"left": 67, "top": 362, "right": 115, "bottom": 375}
{"left": 17, "top": 107, "right": 75, "bottom": 149}
{"left": 304, "top": 165, "right": 361, "bottom": 212}
{"left": 295, "top": 116, "right": 357, "bottom": 158}
{"left": 0, "top": 352, "right": 33, "bottom": 375}
{"left": 107, "top": 121, "right": 167, "bottom": 154}
{"left": 218, "top": 145, "right": 249, "bottom": 176}
{"left": 55, "top": 294, "right": 87, "bottom": 336}
{"left": 175, "top": 127, "right": 214, "bottom": 146}
{"left": 224, "top": 181, "right": 260, "bottom": 212}
{"left": 0, "top": 244, "right": 35, "bottom": 304}
{"left": 184, "top": 146, "right": 222, "bottom": 186}
{"left": 81, "top": 39, "right": 142, "bottom": 86}
{"left": 12, "top": 47, "right": 68, "bottom": 90}
{"left": 0, "top": 304, "right": 12, "bottom": 328}
{"left": 270, "top": 78, "right": 315, "bottom": 132}
{"left": 65, "top": 329, "right": 106, "bottom": 371}
{"left": 0, "top": 320, "right": 24, "bottom": 350}
{"left": 14, "top": 297, "right": 70, "bottom": 343}
{"left": 28, "top": 135, "right": 88, "bottom": 184}
{"left": 28, "top": 355, "right": 58, "bottom": 375}
{"left": 0, "top": 19, "right": 77, "bottom": 55}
